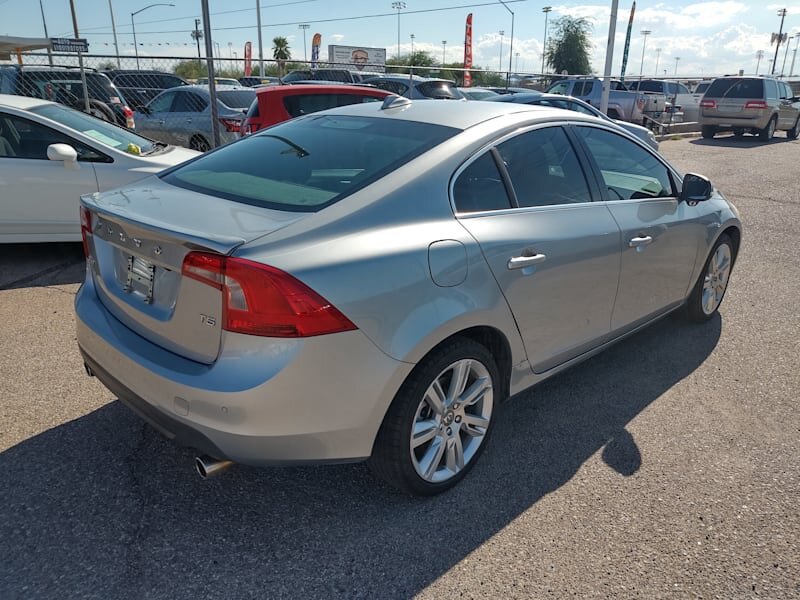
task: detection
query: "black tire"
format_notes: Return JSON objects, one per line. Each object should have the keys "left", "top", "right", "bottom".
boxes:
{"left": 686, "top": 234, "right": 734, "bottom": 323}
{"left": 733, "top": 128, "right": 745, "bottom": 138}
{"left": 190, "top": 135, "right": 210, "bottom": 152}
{"left": 758, "top": 116, "right": 776, "bottom": 141}
{"left": 368, "top": 337, "right": 500, "bottom": 496}
{"left": 86, "top": 100, "right": 114, "bottom": 123}
{"left": 787, "top": 118, "right": 800, "bottom": 139}
{"left": 701, "top": 125, "right": 716, "bottom": 139}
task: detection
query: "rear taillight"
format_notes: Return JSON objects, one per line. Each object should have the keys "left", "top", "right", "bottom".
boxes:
{"left": 219, "top": 117, "right": 241, "bottom": 133}
{"left": 80, "top": 206, "right": 92, "bottom": 258}
{"left": 181, "top": 252, "right": 357, "bottom": 338}
{"left": 123, "top": 105, "right": 135, "bottom": 129}
{"left": 744, "top": 100, "right": 768, "bottom": 109}
{"left": 700, "top": 99, "right": 716, "bottom": 108}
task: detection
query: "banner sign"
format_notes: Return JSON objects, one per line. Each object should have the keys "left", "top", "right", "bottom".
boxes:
{"left": 619, "top": 2, "right": 635, "bottom": 82}
{"left": 244, "top": 41, "right": 252, "bottom": 76}
{"left": 311, "top": 33, "right": 322, "bottom": 69}
{"left": 327, "top": 45, "right": 386, "bottom": 72}
{"left": 50, "top": 38, "right": 88, "bottom": 53}
{"left": 463, "top": 13, "right": 473, "bottom": 87}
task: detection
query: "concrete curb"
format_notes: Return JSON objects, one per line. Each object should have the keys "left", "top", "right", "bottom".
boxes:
{"left": 656, "top": 131, "right": 701, "bottom": 142}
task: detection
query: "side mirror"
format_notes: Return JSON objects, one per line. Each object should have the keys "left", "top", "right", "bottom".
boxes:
{"left": 47, "top": 143, "right": 80, "bottom": 171}
{"left": 680, "top": 172, "right": 712, "bottom": 204}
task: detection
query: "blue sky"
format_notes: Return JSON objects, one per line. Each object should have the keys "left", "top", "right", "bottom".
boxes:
{"left": 2, "top": 1, "right": 800, "bottom": 77}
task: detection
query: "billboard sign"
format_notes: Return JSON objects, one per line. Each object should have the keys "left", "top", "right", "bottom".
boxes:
{"left": 327, "top": 45, "right": 386, "bottom": 72}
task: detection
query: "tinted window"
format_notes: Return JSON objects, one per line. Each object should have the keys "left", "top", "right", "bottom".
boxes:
{"left": 637, "top": 81, "right": 663, "bottom": 93}
{"left": 217, "top": 90, "right": 256, "bottom": 109}
{"left": 547, "top": 81, "right": 569, "bottom": 95}
{"left": 172, "top": 91, "right": 208, "bottom": 112}
{"left": 575, "top": 126, "right": 674, "bottom": 200}
{"left": 282, "top": 70, "right": 313, "bottom": 83}
{"left": 765, "top": 79, "right": 778, "bottom": 101}
{"left": 163, "top": 115, "right": 459, "bottom": 212}
{"left": 371, "top": 80, "right": 408, "bottom": 95}
{"left": 147, "top": 91, "right": 175, "bottom": 113}
{"left": 497, "top": 126, "right": 592, "bottom": 207}
{"left": 694, "top": 82, "right": 710, "bottom": 94}
{"left": 283, "top": 93, "right": 381, "bottom": 118}
{"left": 0, "top": 113, "right": 105, "bottom": 161}
{"left": 417, "top": 81, "right": 462, "bottom": 99}
{"left": 453, "top": 152, "right": 510, "bottom": 213}
{"left": 676, "top": 83, "right": 690, "bottom": 94}
{"left": 705, "top": 78, "right": 764, "bottom": 99}
{"left": 573, "top": 81, "right": 595, "bottom": 96}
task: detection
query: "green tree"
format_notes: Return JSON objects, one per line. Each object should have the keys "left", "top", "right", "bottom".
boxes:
{"left": 96, "top": 61, "right": 117, "bottom": 71}
{"left": 386, "top": 50, "right": 436, "bottom": 74}
{"left": 544, "top": 16, "right": 593, "bottom": 76}
{"left": 173, "top": 60, "right": 206, "bottom": 80}
{"left": 272, "top": 36, "right": 291, "bottom": 76}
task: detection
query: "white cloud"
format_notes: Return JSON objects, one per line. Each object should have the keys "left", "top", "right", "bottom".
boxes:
{"left": 330, "top": 34, "right": 345, "bottom": 43}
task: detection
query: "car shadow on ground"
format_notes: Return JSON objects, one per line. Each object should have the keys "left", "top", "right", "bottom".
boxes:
{"left": 689, "top": 134, "right": 796, "bottom": 148}
{"left": 0, "top": 311, "right": 721, "bottom": 599}
{"left": 0, "top": 243, "right": 84, "bottom": 290}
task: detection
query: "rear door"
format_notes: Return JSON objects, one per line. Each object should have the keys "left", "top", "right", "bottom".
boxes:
{"left": 169, "top": 90, "right": 209, "bottom": 148}
{"left": 454, "top": 124, "right": 622, "bottom": 373}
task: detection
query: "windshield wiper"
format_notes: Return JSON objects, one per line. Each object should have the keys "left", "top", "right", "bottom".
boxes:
{"left": 260, "top": 134, "right": 310, "bottom": 158}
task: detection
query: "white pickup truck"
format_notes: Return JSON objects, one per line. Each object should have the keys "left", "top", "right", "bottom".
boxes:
{"left": 546, "top": 78, "right": 667, "bottom": 125}
{"left": 626, "top": 79, "right": 701, "bottom": 122}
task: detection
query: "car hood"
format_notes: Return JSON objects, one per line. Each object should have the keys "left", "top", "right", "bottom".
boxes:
{"left": 127, "top": 145, "right": 200, "bottom": 171}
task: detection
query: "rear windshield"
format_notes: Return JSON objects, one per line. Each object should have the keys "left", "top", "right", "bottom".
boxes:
{"left": 283, "top": 93, "right": 383, "bottom": 118}
{"left": 417, "top": 81, "right": 462, "bottom": 99}
{"left": 217, "top": 90, "right": 256, "bottom": 109}
{"left": 705, "top": 78, "right": 764, "bottom": 99}
{"left": 631, "top": 81, "right": 663, "bottom": 93}
{"left": 694, "top": 82, "right": 710, "bottom": 94}
{"left": 19, "top": 71, "right": 119, "bottom": 104}
{"left": 162, "top": 114, "right": 459, "bottom": 212}
{"left": 113, "top": 73, "right": 185, "bottom": 89}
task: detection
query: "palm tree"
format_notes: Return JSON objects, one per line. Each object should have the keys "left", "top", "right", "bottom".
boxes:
{"left": 272, "top": 36, "right": 291, "bottom": 75}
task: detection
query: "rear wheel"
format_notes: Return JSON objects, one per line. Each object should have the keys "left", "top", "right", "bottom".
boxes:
{"left": 86, "top": 100, "right": 114, "bottom": 123}
{"left": 759, "top": 116, "right": 776, "bottom": 141}
{"left": 686, "top": 234, "right": 734, "bottom": 323}
{"left": 368, "top": 338, "right": 499, "bottom": 496}
{"left": 787, "top": 118, "right": 800, "bottom": 139}
{"left": 189, "top": 135, "right": 210, "bottom": 152}
{"left": 701, "top": 125, "right": 716, "bottom": 139}
{"left": 733, "top": 127, "right": 745, "bottom": 138}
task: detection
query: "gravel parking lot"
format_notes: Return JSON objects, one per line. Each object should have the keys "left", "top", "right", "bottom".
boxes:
{"left": 1, "top": 133, "right": 798, "bottom": 599}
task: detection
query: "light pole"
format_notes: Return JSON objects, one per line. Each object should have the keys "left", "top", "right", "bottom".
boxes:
{"left": 790, "top": 35, "right": 800, "bottom": 77}
{"left": 639, "top": 29, "right": 651, "bottom": 78}
{"left": 498, "top": 30, "right": 504, "bottom": 72}
{"left": 772, "top": 8, "right": 787, "bottom": 75}
{"left": 654, "top": 47, "right": 661, "bottom": 76}
{"left": 39, "top": 0, "right": 53, "bottom": 66}
{"left": 541, "top": 6, "right": 552, "bottom": 75}
{"left": 410, "top": 33, "right": 415, "bottom": 60}
{"left": 442, "top": 40, "right": 447, "bottom": 65}
{"left": 781, "top": 34, "right": 794, "bottom": 76}
{"left": 674, "top": 56, "right": 680, "bottom": 75}
{"left": 391, "top": 2, "right": 406, "bottom": 59}
{"left": 228, "top": 41, "right": 233, "bottom": 72}
{"left": 497, "top": 0, "right": 515, "bottom": 84}
{"left": 515, "top": 52, "right": 520, "bottom": 72}
{"left": 107, "top": 0, "right": 121, "bottom": 68}
{"left": 756, "top": 49, "right": 764, "bottom": 74}
{"left": 299, "top": 24, "right": 310, "bottom": 62}
{"left": 131, "top": 3, "right": 174, "bottom": 70}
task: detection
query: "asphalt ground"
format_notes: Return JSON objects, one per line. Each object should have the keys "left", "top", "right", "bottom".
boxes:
{"left": 1, "top": 133, "right": 798, "bottom": 599}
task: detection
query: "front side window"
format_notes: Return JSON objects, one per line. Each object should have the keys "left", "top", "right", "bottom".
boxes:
{"left": 547, "top": 81, "right": 569, "bottom": 95}
{"left": 453, "top": 151, "right": 511, "bottom": 213}
{"left": 147, "top": 91, "right": 176, "bottom": 113}
{"left": 172, "top": 92, "right": 208, "bottom": 112}
{"left": 574, "top": 126, "right": 674, "bottom": 201}
{"left": 496, "top": 126, "right": 592, "bottom": 207}
{"left": 162, "top": 115, "right": 459, "bottom": 212}
{"left": 0, "top": 113, "right": 105, "bottom": 161}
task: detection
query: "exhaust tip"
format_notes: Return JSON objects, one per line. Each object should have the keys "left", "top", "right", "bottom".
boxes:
{"left": 195, "top": 455, "right": 234, "bottom": 479}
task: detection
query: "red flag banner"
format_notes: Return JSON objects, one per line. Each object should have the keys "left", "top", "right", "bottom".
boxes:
{"left": 464, "top": 13, "right": 473, "bottom": 87}
{"left": 244, "top": 41, "right": 252, "bottom": 76}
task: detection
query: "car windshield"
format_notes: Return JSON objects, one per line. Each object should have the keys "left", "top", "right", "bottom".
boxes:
{"left": 217, "top": 90, "right": 256, "bottom": 109}
{"left": 162, "top": 114, "right": 459, "bottom": 212}
{"left": 28, "top": 103, "right": 157, "bottom": 154}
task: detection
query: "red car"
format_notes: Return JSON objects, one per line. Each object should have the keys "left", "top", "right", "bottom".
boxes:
{"left": 241, "top": 84, "right": 393, "bottom": 136}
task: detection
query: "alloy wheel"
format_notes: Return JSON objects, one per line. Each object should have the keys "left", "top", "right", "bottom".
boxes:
{"left": 701, "top": 243, "right": 732, "bottom": 315}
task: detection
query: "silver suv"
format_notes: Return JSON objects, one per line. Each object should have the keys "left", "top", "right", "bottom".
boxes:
{"left": 699, "top": 76, "right": 800, "bottom": 140}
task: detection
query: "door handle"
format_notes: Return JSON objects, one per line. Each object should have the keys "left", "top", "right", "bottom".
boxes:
{"left": 628, "top": 235, "right": 653, "bottom": 248}
{"left": 185, "top": 118, "right": 192, "bottom": 123}
{"left": 508, "top": 253, "right": 547, "bottom": 270}
{"left": 157, "top": 119, "right": 165, "bottom": 125}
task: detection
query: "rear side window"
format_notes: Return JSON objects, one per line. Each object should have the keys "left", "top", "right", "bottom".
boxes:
{"left": 705, "top": 78, "right": 764, "bottom": 99}
{"left": 172, "top": 92, "right": 207, "bottom": 112}
{"left": 216, "top": 90, "right": 256, "bottom": 109}
{"left": 453, "top": 152, "right": 511, "bottom": 213}
{"left": 283, "top": 93, "right": 381, "bottom": 118}
{"left": 765, "top": 79, "right": 778, "bottom": 101}
{"left": 417, "top": 81, "right": 462, "bottom": 99}
{"left": 162, "top": 115, "right": 459, "bottom": 212}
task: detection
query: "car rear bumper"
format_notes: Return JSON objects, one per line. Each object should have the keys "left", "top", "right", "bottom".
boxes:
{"left": 75, "top": 275, "right": 413, "bottom": 465}
{"left": 700, "top": 113, "right": 771, "bottom": 130}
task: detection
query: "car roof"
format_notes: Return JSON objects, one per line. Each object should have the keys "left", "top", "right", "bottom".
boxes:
{"left": 0, "top": 93, "right": 51, "bottom": 110}
{"left": 184, "top": 84, "right": 251, "bottom": 92}
{"left": 301, "top": 96, "right": 592, "bottom": 130}
{"left": 255, "top": 83, "right": 390, "bottom": 96}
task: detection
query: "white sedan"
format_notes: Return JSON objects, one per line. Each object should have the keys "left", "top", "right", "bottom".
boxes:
{"left": 0, "top": 94, "right": 199, "bottom": 243}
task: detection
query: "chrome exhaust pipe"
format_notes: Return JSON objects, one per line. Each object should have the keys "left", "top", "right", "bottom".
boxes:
{"left": 195, "top": 455, "right": 234, "bottom": 479}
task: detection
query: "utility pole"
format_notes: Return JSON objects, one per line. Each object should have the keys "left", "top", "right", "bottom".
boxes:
{"left": 772, "top": 8, "right": 787, "bottom": 75}
{"left": 107, "top": 0, "right": 120, "bottom": 68}
{"left": 68, "top": 0, "right": 90, "bottom": 112}
{"left": 256, "top": 0, "right": 264, "bottom": 76}
{"left": 193, "top": 18, "right": 202, "bottom": 59}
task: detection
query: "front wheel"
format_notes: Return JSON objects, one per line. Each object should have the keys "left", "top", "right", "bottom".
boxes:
{"left": 368, "top": 338, "right": 499, "bottom": 496}
{"left": 701, "top": 125, "right": 716, "bottom": 139}
{"left": 189, "top": 135, "right": 210, "bottom": 152}
{"left": 686, "top": 234, "right": 734, "bottom": 323}
{"left": 759, "top": 116, "right": 776, "bottom": 141}
{"left": 787, "top": 118, "right": 800, "bottom": 139}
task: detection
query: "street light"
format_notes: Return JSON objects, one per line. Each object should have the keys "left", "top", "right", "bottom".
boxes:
{"left": 131, "top": 3, "right": 174, "bottom": 69}
{"left": 541, "top": 6, "right": 552, "bottom": 75}
{"left": 107, "top": 0, "right": 121, "bottom": 68}
{"left": 299, "top": 24, "right": 310, "bottom": 63}
{"left": 772, "top": 8, "right": 788, "bottom": 75}
{"left": 391, "top": 2, "right": 406, "bottom": 59}
{"left": 228, "top": 41, "right": 233, "bottom": 72}
{"left": 674, "top": 56, "right": 680, "bottom": 75}
{"left": 498, "top": 30, "right": 505, "bottom": 72}
{"left": 497, "top": 0, "right": 515, "bottom": 84}
{"left": 410, "top": 33, "right": 415, "bottom": 60}
{"left": 654, "top": 47, "right": 662, "bottom": 76}
{"left": 790, "top": 35, "right": 800, "bottom": 77}
{"left": 442, "top": 40, "right": 447, "bottom": 65}
{"left": 639, "top": 29, "right": 651, "bottom": 78}
{"left": 781, "top": 34, "right": 794, "bottom": 76}
{"left": 756, "top": 49, "right": 765, "bottom": 74}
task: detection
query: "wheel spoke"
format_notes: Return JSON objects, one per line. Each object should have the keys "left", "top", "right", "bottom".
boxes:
{"left": 420, "top": 438, "right": 446, "bottom": 480}
{"left": 462, "top": 414, "right": 490, "bottom": 436}
{"left": 425, "top": 380, "right": 447, "bottom": 416}
{"left": 411, "top": 419, "right": 439, "bottom": 449}
{"left": 459, "top": 376, "right": 491, "bottom": 407}
{"left": 445, "top": 436, "right": 464, "bottom": 472}
{"left": 448, "top": 360, "right": 472, "bottom": 402}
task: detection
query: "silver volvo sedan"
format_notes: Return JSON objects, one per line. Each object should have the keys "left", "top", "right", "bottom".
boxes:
{"left": 75, "top": 97, "right": 741, "bottom": 495}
